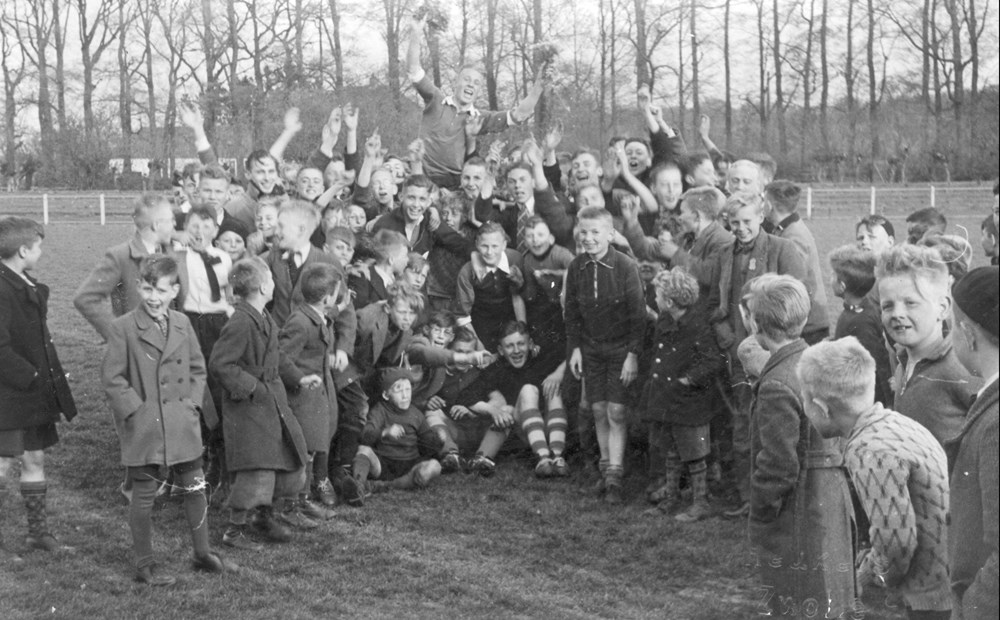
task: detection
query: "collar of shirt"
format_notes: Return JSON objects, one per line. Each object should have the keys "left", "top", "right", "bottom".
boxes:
{"left": 896, "top": 335, "right": 953, "bottom": 371}
{"left": 979, "top": 372, "right": 1000, "bottom": 399}
{"left": 441, "top": 95, "right": 480, "bottom": 117}
{"left": 773, "top": 212, "right": 800, "bottom": 233}
{"left": 141, "top": 238, "right": 159, "bottom": 255}
{"left": 518, "top": 195, "right": 535, "bottom": 214}
{"left": 374, "top": 263, "right": 396, "bottom": 287}
{"left": 734, "top": 236, "right": 759, "bottom": 255}
{"left": 282, "top": 244, "right": 311, "bottom": 266}
{"left": 842, "top": 300, "right": 865, "bottom": 313}
{"left": 578, "top": 247, "right": 614, "bottom": 271}
{"left": 472, "top": 250, "right": 511, "bottom": 280}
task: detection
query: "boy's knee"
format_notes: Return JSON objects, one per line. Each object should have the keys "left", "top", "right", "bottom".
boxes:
{"left": 20, "top": 450, "right": 45, "bottom": 476}
{"left": 606, "top": 405, "right": 627, "bottom": 425}
{"left": 517, "top": 384, "right": 540, "bottom": 408}
{"left": 413, "top": 460, "right": 441, "bottom": 488}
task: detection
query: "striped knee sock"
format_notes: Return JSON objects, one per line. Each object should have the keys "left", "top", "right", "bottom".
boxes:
{"left": 546, "top": 409, "right": 568, "bottom": 457}
{"left": 520, "top": 409, "right": 551, "bottom": 459}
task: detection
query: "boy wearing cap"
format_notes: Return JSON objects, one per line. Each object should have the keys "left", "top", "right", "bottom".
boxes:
{"left": 355, "top": 369, "right": 444, "bottom": 493}
{"left": 948, "top": 266, "right": 1000, "bottom": 620}
{"left": 798, "top": 338, "right": 951, "bottom": 619}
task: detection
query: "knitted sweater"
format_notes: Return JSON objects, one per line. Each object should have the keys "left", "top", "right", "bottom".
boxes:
{"left": 845, "top": 404, "right": 951, "bottom": 611}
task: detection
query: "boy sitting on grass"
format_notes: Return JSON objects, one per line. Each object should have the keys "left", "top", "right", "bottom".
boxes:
{"left": 642, "top": 268, "right": 726, "bottom": 522}
{"left": 877, "top": 244, "right": 981, "bottom": 445}
{"left": 103, "top": 255, "right": 235, "bottom": 585}
{"left": 798, "top": 337, "right": 952, "bottom": 620}
{"left": 0, "top": 217, "right": 77, "bottom": 557}
{"left": 355, "top": 369, "right": 444, "bottom": 494}
{"left": 209, "top": 258, "right": 311, "bottom": 552}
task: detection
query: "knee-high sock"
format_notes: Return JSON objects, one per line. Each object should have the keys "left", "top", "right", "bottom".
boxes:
{"left": 21, "top": 481, "right": 50, "bottom": 538}
{"left": 592, "top": 403, "right": 611, "bottom": 464}
{"left": 606, "top": 405, "right": 627, "bottom": 470}
{"left": 545, "top": 408, "right": 567, "bottom": 457}
{"left": 519, "top": 408, "right": 550, "bottom": 459}
{"left": 176, "top": 468, "right": 210, "bottom": 557}
{"left": 129, "top": 478, "right": 159, "bottom": 569}
{"left": 477, "top": 428, "right": 508, "bottom": 459}
{"left": 687, "top": 459, "right": 708, "bottom": 502}
{"left": 313, "top": 452, "right": 329, "bottom": 484}
{"left": 426, "top": 412, "right": 459, "bottom": 454}
{"left": 351, "top": 453, "right": 371, "bottom": 482}
{"left": 300, "top": 453, "right": 315, "bottom": 499}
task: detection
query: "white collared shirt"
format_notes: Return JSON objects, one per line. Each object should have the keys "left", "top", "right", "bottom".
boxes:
{"left": 471, "top": 250, "right": 511, "bottom": 281}
{"left": 281, "top": 244, "right": 311, "bottom": 268}
{"left": 183, "top": 246, "right": 233, "bottom": 315}
{"left": 373, "top": 264, "right": 396, "bottom": 287}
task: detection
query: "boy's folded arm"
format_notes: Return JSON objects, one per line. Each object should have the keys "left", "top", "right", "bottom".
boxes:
{"left": 749, "top": 381, "right": 803, "bottom": 522}
{"left": 849, "top": 450, "right": 918, "bottom": 587}
{"left": 361, "top": 406, "right": 388, "bottom": 445}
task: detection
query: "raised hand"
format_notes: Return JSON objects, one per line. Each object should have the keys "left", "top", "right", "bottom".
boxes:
{"left": 522, "top": 137, "right": 543, "bottom": 166}
{"left": 321, "top": 107, "right": 343, "bottom": 147}
{"left": 283, "top": 107, "right": 303, "bottom": 133}
{"left": 364, "top": 130, "right": 382, "bottom": 160}
{"left": 542, "top": 120, "right": 564, "bottom": 152}
{"left": 407, "top": 139, "right": 426, "bottom": 163}
{"left": 464, "top": 114, "right": 485, "bottom": 138}
{"left": 343, "top": 103, "right": 359, "bottom": 132}
{"left": 178, "top": 102, "right": 204, "bottom": 130}
{"left": 698, "top": 114, "right": 711, "bottom": 138}
{"left": 619, "top": 194, "right": 641, "bottom": 223}
{"left": 603, "top": 146, "right": 622, "bottom": 178}
{"left": 637, "top": 83, "right": 651, "bottom": 110}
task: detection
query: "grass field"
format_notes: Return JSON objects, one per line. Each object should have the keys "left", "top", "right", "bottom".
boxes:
{"left": 0, "top": 206, "right": 989, "bottom": 619}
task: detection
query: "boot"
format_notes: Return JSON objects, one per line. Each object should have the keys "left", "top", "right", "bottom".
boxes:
{"left": 22, "top": 482, "right": 59, "bottom": 552}
{"left": 252, "top": 505, "right": 292, "bottom": 543}
{"left": 603, "top": 470, "right": 624, "bottom": 505}
{"left": 676, "top": 461, "right": 712, "bottom": 523}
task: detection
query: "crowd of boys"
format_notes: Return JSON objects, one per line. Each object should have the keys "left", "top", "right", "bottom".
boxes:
{"left": 0, "top": 13, "right": 997, "bottom": 619}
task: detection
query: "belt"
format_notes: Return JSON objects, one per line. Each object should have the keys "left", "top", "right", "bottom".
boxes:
{"left": 804, "top": 451, "right": 843, "bottom": 469}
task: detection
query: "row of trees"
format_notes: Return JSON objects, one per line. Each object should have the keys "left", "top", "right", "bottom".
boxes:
{"left": 0, "top": 0, "right": 997, "bottom": 189}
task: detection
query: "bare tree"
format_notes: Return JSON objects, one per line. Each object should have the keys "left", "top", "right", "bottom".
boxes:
{"left": 0, "top": 6, "right": 26, "bottom": 172}
{"left": 152, "top": 0, "right": 194, "bottom": 170}
{"left": 13, "top": 0, "right": 56, "bottom": 165}
{"left": 772, "top": 0, "right": 787, "bottom": 155}
{"left": 866, "top": 0, "right": 881, "bottom": 172}
{"left": 845, "top": 0, "right": 858, "bottom": 158}
{"left": 117, "top": 0, "right": 139, "bottom": 172}
{"left": 799, "top": 0, "right": 815, "bottom": 167}
{"left": 323, "top": 0, "right": 345, "bottom": 90}
{"left": 690, "top": 0, "right": 700, "bottom": 126}
{"left": 51, "top": 0, "right": 69, "bottom": 132}
{"left": 819, "top": 0, "right": 829, "bottom": 152}
{"left": 723, "top": 0, "right": 732, "bottom": 148}
{"left": 76, "top": 0, "right": 120, "bottom": 140}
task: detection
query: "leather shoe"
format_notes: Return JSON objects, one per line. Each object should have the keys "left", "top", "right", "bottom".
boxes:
{"left": 722, "top": 501, "right": 750, "bottom": 518}
{"left": 134, "top": 564, "right": 176, "bottom": 587}
{"left": 192, "top": 551, "right": 239, "bottom": 573}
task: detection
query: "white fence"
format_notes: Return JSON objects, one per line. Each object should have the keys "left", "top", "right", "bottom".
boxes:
{"left": 0, "top": 184, "right": 993, "bottom": 225}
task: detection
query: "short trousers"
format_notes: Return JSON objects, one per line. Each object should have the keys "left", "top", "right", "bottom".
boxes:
{"left": 127, "top": 457, "right": 203, "bottom": 482}
{"left": 581, "top": 341, "right": 629, "bottom": 404}
{"left": 664, "top": 423, "right": 710, "bottom": 462}
{"left": 377, "top": 456, "right": 424, "bottom": 481}
{"left": 0, "top": 423, "right": 59, "bottom": 457}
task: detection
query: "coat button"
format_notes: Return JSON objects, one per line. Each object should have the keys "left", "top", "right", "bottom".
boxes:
{"left": 655, "top": 358, "right": 660, "bottom": 364}
{"left": 658, "top": 343, "right": 664, "bottom": 349}
{"left": 652, "top": 373, "right": 658, "bottom": 379}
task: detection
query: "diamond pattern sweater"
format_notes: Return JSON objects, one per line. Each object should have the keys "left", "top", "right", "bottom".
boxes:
{"left": 845, "top": 404, "right": 952, "bottom": 611}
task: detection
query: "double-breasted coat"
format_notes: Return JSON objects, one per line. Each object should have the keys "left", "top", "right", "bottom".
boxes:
{"left": 640, "top": 310, "right": 726, "bottom": 427}
{"left": 209, "top": 302, "right": 308, "bottom": 473}
{"left": 278, "top": 305, "right": 338, "bottom": 451}
{"left": 748, "top": 339, "right": 856, "bottom": 619}
{"left": 102, "top": 309, "right": 204, "bottom": 466}
{"left": 0, "top": 263, "right": 77, "bottom": 430}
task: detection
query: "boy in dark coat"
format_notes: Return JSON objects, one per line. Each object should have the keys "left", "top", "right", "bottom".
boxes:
{"left": 102, "top": 255, "right": 234, "bottom": 585}
{"left": 744, "top": 274, "right": 856, "bottom": 619}
{"left": 642, "top": 268, "right": 726, "bottom": 522}
{"left": 278, "top": 263, "right": 343, "bottom": 521}
{"left": 0, "top": 217, "right": 77, "bottom": 555}
{"left": 949, "top": 266, "right": 1000, "bottom": 620}
{"left": 209, "top": 257, "right": 311, "bottom": 551}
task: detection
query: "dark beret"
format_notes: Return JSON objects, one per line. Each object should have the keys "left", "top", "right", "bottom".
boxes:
{"left": 952, "top": 266, "right": 999, "bottom": 339}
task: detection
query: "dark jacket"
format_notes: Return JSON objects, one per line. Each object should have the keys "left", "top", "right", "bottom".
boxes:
{"left": 748, "top": 339, "right": 856, "bottom": 619}
{"left": 710, "top": 232, "right": 807, "bottom": 349}
{"left": 265, "top": 246, "right": 356, "bottom": 357}
{"left": 947, "top": 378, "right": 999, "bottom": 620}
{"left": 102, "top": 309, "right": 205, "bottom": 466}
{"left": 279, "top": 305, "right": 338, "bottom": 451}
{"left": 774, "top": 215, "right": 829, "bottom": 336}
{"left": 371, "top": 207, "right": 472, "bottom": 257}
{"left": 474, "top": 186, "right": 575, "bottom": 250}
{"left": 894, "top": 338, "right": 981, "bottom": 446}
{"left": 0, "top": 263, "right": 77, "bottom": 430}
{"left": 641, "top": 310, "right": 726, "bottom": 426}
{"left": 208, "top": 302, "right": 308, "bottom": 472}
